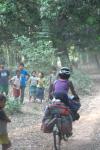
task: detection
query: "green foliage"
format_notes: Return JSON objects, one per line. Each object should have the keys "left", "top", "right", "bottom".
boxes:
{"left": 71, "top": 70, "right": 93, "bottom": 95}
{"left": 5, "top": 98, "right": 22, "bottom": 114}
{"left": 14, "top": 35, "right": 56, "bottom": 72}
{"left": 0, "top": 0, "right": 15, "bottom": 14}
{"left": 0, "top": 0, "right": 100, "bottom": 69}
{"left": 40, "top": 0, "right": 100, "bottom": 58}
{"left": 0, "top": 0, "right": 41, "bottom": 42}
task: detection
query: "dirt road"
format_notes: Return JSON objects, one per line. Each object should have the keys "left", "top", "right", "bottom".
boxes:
{"left": 1, "top": 74, "right": 100, "bottom": 150}
{"left": 61, "top": 74, "right": 100, "bottom": 150}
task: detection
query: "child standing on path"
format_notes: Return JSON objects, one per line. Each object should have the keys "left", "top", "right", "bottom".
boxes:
{"left": 18, "top": 63, "right": 29, "bottom": 103}
{"left": 29, "top": 71, "right": 38, "bottom": 102}
{"left": 0, "top": 94, "right": 11, "bottom": 150}
{"left": 0, "top": 64, "right": 10, "bottom": 96}
{"left": 36, "top": 72, "right": 45, "bottom": 103}
{"left": 10, "top": 70, "right": 21, "bottom": 99}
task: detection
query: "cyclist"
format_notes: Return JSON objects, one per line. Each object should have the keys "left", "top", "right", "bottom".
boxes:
{"left": 41, "top": 67, "right": 80, "bottom": 135}
{"left": 53, "top": 67, "right": 80, "bottom": 120}
{"left": 53, "top": 67, "right": 79, "bottom": 103}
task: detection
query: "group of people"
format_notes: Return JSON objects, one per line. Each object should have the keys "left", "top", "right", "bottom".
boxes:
{"left": 0, "top": 62, "right": 29, "bottom": 103}
{"left": 0, "top": 63, "right": 79, "bottom": 106}
{"left": 0, "top": 63, "right": 45, "bottom": 103}
{"left": 10, "top": 68, "right": 45, "bottom": 103}
{"left": 0, "top": 64, "right": 80, "bottom": 149}
{"left": 28, "top": 71, "right": 45, "bottom": 103}
{"left": 0, "top": 62, "right": 46, "bottom": 150}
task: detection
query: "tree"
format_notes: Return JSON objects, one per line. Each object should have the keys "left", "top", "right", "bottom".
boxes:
{"left": 14, "top": 35, "right": 56, "bottom": 71}
{"left": 40, "top": 0, "right": 100, "bottom": 66}
{"left": 0, "top": 0, "right": 100, "bottom": 69}
{"left": 0, "top": 0, "right": 41, "bottom": 43}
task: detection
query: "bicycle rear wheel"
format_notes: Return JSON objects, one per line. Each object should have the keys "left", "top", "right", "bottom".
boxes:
{"left": 63, "top": 134, "right": 68, "bottom": 141}
{"left": 53, "top": 131, "right": 61, "bottom": 150}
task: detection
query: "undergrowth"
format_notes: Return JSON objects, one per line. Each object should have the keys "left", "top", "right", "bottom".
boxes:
{"left": 71, "top": 70, "right": 93, "bottom": 95}
{"left": 5, "top": 97, "right": 22, "bottom": 115}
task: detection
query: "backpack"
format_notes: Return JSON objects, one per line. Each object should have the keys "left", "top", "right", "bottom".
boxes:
{"left": 57, "top": 115, "right": 72, "bottom": 135}
{"left": 69, "top": 96, "right": 81, "bottom": 112}
{"left": 41, "top": 118, "right": 56, "bottom": 133}
{"left": 41, "top": 114, "right": 72, "bottom": 134}
{"left": 68, "top": 96, "right": 81, "bottom": 121}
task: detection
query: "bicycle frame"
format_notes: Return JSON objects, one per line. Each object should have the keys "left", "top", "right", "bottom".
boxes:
{"left": 53, "top": 116, "right": 70, "bottom": 150}
{"left": 53, "top": 118, "right": 62, "bottom": 150}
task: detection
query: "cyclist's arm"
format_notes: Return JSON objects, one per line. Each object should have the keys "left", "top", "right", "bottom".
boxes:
{"left": 68, "top": 81, "right": 80, "bottom": 101}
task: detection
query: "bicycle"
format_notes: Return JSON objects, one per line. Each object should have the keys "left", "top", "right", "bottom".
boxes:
{"left": 53, "top": 115, "right": 72, "bottom": 150}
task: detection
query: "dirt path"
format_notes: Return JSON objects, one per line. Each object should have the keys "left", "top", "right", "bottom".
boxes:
{"left": 1, "top": 74, "right": 100, "bottom": 150}
{"left": 61, "top": 74, "right": 100, "bottom": 150}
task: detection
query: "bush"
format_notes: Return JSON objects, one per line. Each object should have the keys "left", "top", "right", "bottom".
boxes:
{"left": 71, "top": 70, "right": 93, "bottom": 95}
{"left": 5, "top": 98, "right": 22, "bottom": 114}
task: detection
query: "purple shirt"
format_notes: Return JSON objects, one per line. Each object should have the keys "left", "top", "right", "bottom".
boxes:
{"left": 53, "top": 79, "right": 69, "bottom": 94}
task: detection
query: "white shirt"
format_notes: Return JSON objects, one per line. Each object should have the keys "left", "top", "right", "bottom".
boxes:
{"left": 11, "top": 76, "right": 21, "bottom": 89}
{"left": 29, "top": 76, "right": 37, "bottom": 86}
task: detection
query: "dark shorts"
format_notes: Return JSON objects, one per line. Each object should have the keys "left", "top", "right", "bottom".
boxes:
{"left": 54, "top": 92, "right": 69, "bottom": 106}
{"left": 36, "top": 87, "right": 44, "bottom": 100}
{"left": 29, "top": 86, "right": 37, "bottom": 97}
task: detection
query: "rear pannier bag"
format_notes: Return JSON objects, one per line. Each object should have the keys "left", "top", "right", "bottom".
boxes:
{"left": 49, "top": 102, "right": 70, "bottom": 116}
{"left": 58, "top": 115, "right": 72, "bottom": 134}
{"left": 41, "top": 102, "right": 72, "bottom": 134}
{"left": 41, "top": 118, "right": 56, "bottom": 133}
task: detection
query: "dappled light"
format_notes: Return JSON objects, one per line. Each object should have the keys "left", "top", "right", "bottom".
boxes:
{"left": 0, "top": 0, "right": 100, "bottom": 150}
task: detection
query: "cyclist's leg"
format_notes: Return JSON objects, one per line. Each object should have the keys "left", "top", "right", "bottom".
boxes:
{"left": 54, "top": 92, "right": 69, "bottom": 106}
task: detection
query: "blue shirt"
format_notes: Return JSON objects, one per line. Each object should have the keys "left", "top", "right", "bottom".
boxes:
{"left": 20, "top": 69, "right": 28, "bottom": 87}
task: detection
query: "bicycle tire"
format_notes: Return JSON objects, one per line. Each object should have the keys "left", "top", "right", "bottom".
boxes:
{"left": 63, "top": 134, "right": 68, "bottom": 141}
{"left": 53, "top": 131, "right": 61, "bottom": 150}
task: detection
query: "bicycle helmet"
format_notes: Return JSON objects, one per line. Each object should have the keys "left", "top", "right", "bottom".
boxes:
{"left": 59, "top": 67, "right": 71, "bottom": 79}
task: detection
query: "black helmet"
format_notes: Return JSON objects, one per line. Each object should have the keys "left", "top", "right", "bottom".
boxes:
{"left": 59, "top": 67, "right": 70, "bottom": 79}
